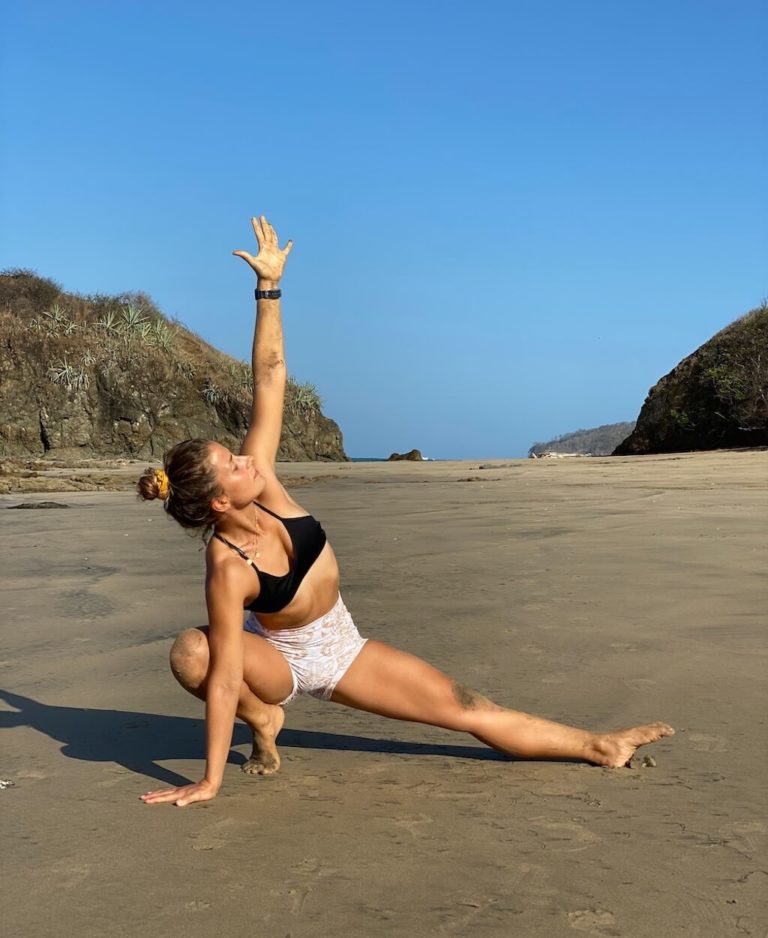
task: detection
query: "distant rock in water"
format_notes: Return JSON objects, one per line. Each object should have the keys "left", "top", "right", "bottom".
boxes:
{"left": 388, "top": 449, "right": 423, "bottom": 462}
{"left": 529, "top": 422, "right": 636, "bottom": 458}
{"left": 614, "top": 306, "right": 768, "bottom": 455}
{"left": 0, "top": 270, "right": 347, "bottom": 461}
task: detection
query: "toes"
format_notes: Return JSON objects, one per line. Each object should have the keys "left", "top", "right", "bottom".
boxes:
{"left": 242, "top": 754, "right": 280, "bottom": 776}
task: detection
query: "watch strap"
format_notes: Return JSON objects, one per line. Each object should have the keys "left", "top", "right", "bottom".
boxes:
{"left": 254, "top": 288, "right": 282, "bottom": 300}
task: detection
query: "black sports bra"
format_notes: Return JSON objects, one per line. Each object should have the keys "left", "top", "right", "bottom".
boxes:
{"left": 213, "top": 501, "right": 327, "bottom": 615}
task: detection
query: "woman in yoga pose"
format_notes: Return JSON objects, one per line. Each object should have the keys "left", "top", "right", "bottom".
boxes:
{"left": 138, "top": 216, "right": 673, "bottom": 806}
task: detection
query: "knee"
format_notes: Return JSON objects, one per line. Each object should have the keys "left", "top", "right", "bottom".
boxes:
{"left": 169, "top": 628, "right": 209, "bottom": 690}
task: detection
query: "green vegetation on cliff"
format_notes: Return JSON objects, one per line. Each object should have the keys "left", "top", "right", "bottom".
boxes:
{"left": 0, "top": 269, "right": 347, "bottom": 460}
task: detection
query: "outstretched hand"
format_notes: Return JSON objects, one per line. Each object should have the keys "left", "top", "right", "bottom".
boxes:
{"left": 140, "top": 778, "right": 219, "bottom": 807}
{"left": 233, "top": 215, "right": 293, "bottom": 283}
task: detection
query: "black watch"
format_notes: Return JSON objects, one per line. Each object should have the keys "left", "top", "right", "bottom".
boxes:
{"left": 255, "top": 288, "right": 282, "bottom": 300}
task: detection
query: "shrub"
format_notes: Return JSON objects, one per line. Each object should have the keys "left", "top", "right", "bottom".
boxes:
{"left": 48, "top": 357, "right": 89, "bottom": 390}
{"left": 288, "top": 378, "right": 322, "bottom": 417}
{"left": 97, "top": 310, "right": 121, "bottom": 335}
{"left": 202, "top": 381, "right": 222, "bottom": 405}
{"left": 121, "top": 304, "right": 147, "bottom": 331}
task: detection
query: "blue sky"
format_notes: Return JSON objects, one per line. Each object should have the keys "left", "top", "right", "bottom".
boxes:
{"left": 1, "top": 1, "right": 765, "bottom": 458}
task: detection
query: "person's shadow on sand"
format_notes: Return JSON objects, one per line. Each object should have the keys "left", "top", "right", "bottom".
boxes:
{"left": 1, "top": 689, "right": 509, "bottom": 787}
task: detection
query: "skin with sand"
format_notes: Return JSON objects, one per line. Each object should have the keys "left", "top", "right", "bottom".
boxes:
{"left": 139, "top": 217, "right": 674, "bottom": 807}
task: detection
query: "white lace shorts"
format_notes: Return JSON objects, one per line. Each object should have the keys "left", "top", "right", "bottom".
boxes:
{"left": 244, "top": 594, "right": 368, "bottom": 705}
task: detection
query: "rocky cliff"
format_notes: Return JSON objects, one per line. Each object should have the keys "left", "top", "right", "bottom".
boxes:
{"left": 0, "top": 270, "right": 347, "bottom": 461}
{"left": 614, "top": 306, "right": 768, "bottom": 455}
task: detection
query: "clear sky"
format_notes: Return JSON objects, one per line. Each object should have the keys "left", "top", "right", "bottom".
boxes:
{"left": 1, "top": 1, "right": 765, "bottom": 458}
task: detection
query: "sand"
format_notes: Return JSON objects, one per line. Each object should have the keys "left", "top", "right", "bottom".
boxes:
{"left": 2, "top": 451, "right": 766, "bottom": 937}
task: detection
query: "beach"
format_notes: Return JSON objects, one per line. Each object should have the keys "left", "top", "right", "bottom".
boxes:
{"left": 2, "top": 451, "right": 766, "bottom": 937}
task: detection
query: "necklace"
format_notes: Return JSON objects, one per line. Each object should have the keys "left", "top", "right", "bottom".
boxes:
{"left": 216, "top": 509, "right": 264, "bottom": 559}
{"left": 242, "top": 532, "right": 262, "bottom": 560}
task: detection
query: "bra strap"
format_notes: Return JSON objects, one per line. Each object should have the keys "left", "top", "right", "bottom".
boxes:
{"left": 213, "top": 532, "right": 256, "bottom": 567}
{"left": 254, "top": 501, "right": 282, "bottom": 520}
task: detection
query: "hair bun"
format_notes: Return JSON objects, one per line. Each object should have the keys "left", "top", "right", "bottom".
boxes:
{"left": 137, "top": 466, "right": 170, "bottom": 501}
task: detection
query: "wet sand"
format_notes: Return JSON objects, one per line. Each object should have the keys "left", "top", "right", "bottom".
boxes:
{"left": 2, "top": 451, "right": 766, "bottom": 937}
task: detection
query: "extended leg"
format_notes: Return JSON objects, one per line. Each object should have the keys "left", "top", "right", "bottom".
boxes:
{"left": 331, "top": 640, "right": 674, "bottom": 766}
{"left": 169, "top": 627, "right": 294, "bottom": 775}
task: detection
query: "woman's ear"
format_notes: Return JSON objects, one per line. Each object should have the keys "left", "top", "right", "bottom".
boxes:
{"left": 211, "top": 494, "right": 230, "bottom": 515}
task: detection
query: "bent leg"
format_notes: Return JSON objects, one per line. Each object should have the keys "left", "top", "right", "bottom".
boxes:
{"left": 331, "top": 640, "right": 674, "bottom": 766}
{"left": 169, "top": 627, "right": 294, "bottom": 775}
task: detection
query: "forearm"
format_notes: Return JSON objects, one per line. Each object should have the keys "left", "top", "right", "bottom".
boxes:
{"left": 204, "top": 684, "right": 240, "bottom": 789}
{"left": 251, "top": 279, "right": 286, "bottom": 382}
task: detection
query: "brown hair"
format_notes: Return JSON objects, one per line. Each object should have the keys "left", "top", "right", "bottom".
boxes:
{"left": 137, "top": 438, "right": 222, "bottom": 534}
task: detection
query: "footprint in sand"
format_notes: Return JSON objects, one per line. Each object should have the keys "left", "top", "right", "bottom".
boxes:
{"left": 718, "top": 819, "right": 766, "bottom": 854}
{"left": 96, "top": 765, "right": 133, "bottom": 788}
{"left": 393, "top": 813, "right": 434, "bottom": 839}
{"left": 529, "top": 817, "right": 600, "bottom": 853}
{"left": 509, "top": 862, "right": 560, "bottom": 905}
{"left": 624, "top": 678, "right": 657, "bottom": 690}
{"left": 688, "top": 733, "right": 728, "bottom": 753}
{"left": 50, "top": 861, "right": 91, "bottom": 888}
{"left": 183, "top": 900, "right": 211, "bottom": 912}
{"left": 438, "top": 896, "right": 498, "bottom": 934}
{"left": 541, "top": 672, "right": 568, "bottom": 684}
{"left": 191, "top": 817, "right": 234, "bottom": 851}
{"left": 568, "top": 909, "right": 619, "bottom": 934}
{"left": 520, "top": 644, "right": 545, "bottom": 655}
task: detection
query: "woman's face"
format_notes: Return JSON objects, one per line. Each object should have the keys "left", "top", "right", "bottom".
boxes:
{"left": 206, "top": 442, "right": 266, "bottom": 511}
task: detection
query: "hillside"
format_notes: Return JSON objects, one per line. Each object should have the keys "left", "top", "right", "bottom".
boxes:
{"left": 0, "top": 270, "right": 347, "bottom": 461}
{"left": 529, "top": 422, "right": 636, "bottom": 457}
{"left": 615, "top": 306, "right": 768, "bottom": 455}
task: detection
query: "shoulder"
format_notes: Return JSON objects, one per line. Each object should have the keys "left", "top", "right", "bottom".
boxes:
{"left": 205, "top": 543, "right": 253, "bottom": 601}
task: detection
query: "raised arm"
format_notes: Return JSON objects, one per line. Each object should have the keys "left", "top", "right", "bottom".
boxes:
{"left": 235, "top": 216, "right": 294, "bottom": 468}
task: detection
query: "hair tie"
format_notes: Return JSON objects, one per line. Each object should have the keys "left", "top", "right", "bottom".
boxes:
{"left": 154, "top": 468, "right": 170, "bottom": 500}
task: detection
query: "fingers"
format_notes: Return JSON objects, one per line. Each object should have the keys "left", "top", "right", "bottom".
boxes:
{"left": 139, "top": 786, "right": 185, "bottom": 805}
{"left": 250, "top": 216, "right": 265, "bottom": 247}
{"left": 140, "top": 780, "right": 216, "bottom": 806}
{"left": 253, "top": 215, "right": 283, "bottom": 247}
{"left": 262, "top": 216, "right": 276, "bottom": 244}
{"left": 255, "top": 215, "right": 278, "bottom": 247}
{"left": 140, "top": 786, "right": 197, "bottom": 806}
{"left": 241, "top": 216, "right": 293, "bottom": 262}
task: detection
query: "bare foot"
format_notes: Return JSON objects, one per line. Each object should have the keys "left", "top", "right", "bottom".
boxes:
{"left": 242, "top": 705, "right": 285, "bottom": 776}
{"left": 589, "top": 722, "right": 675, "bottom": 768}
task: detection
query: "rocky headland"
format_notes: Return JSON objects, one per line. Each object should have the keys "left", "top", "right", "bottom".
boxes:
{"left": 0, "top": 270, "right": 347, "bottom": 463}
{"left": 529, "top": 422, "right": 636, "bottom": 457}
{"left": 615, "top": 305, "right": 768, "bottom": 455}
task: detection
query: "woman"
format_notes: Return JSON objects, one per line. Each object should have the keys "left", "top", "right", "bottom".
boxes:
{"left": 138, "top": 216, "right": 673, "bottom": 807}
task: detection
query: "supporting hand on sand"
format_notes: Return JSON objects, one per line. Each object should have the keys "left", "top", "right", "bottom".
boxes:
{"left": 140, "top": 778, "right": 218, "bottom": 807}
{"left": 232, "top": 215, "right": 293, "bottom": 283}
